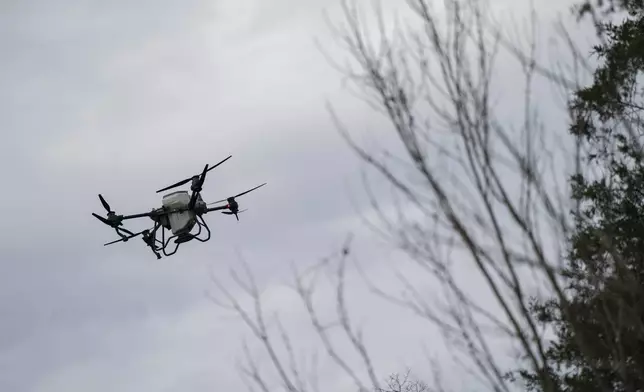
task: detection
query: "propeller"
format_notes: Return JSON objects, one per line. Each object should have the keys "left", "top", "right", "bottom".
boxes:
{"left": 208, "top": 183, "right": 267, "bottom": 205}
{"left": 104, "top": 229, "right": 148, "bottom": 246}
{"left": 188, "top": 163, "right": 209, "bottom": 210}
{"left": 92, "top": 194, "right": 120, "bottom": 227}
{"left": 208, "top": 183, "right": 266, "bottom": 221}
{"left": 156, "top": 155, "right": 232, "bottom": 193}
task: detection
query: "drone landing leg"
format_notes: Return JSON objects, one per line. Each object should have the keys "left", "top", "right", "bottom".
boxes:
{"left": 159, "top": 226, "right": 181, "bottom": 257}
{"left": 146, "top": 223, "right": 163, "bottom": 260}
{"left": 192, "top": 216, "right": 211, "bottom": 243}
{"left": 163, "top": 240, "right": 181, "bottom": 257}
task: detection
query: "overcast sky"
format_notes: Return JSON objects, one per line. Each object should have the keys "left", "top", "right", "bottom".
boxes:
{"left": 0, "top": 0, "right": 593, "bottom": 391}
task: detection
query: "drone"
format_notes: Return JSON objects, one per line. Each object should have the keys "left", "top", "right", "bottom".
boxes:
{"left": 92, "top": 155, "right": 266, "bottom": 259}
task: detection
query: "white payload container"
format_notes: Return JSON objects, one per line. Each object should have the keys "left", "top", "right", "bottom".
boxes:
{"left": 162, "top": 191, "right": 196, "bottom": 235}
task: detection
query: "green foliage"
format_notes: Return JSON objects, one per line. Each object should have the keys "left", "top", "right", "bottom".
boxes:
{"left": 512, "top": 3, "right": 644, "bottom": 392}
{"left": 570, "top": 9, "right": 644, "bottom": 136}
{"left": 575, "top": 0, "right": 644, "bottom": 19}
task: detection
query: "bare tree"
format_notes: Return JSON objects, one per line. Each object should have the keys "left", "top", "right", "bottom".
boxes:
{"left": 319, "top": 0, "right": 585, "bottom": 390}
{"left": 320, "top": 0, "right": 644, "bottom": 391}
{"left": 207, "top": 0, "right": 644, "bottom": 391}
{"left": 208, "top": 239, "right": 388, "bottom": 392}
{"left": 378, "top": 370, "right": 431, "bottom": 392}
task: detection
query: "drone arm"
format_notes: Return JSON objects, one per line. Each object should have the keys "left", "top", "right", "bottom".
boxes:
{"left": 205, "top": 205, "right": 229, "bottom": 213}
{"left": 120, "top": 211, "right": 156, "bottom": 220}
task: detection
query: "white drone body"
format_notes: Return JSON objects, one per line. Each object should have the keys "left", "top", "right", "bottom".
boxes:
{"left": 161, "top": 191, "right": 206, "bottom": 235}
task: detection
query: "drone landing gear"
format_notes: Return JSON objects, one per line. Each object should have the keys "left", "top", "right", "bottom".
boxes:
{"left": 174, "top": 234, "right": 194, "bottom": 244}
{"left": 159, "top": 216, "right": 211, "bottom": 257}
{"left": 143, "top": 223, "right": 164, "bottom": 260}
{"left": 116, "top": 227, "right": 135, "bottom": 240}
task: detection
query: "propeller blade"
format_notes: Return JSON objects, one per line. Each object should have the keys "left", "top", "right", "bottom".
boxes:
{"left": 156, "top": 177, "right": 192, "bottom": 193}
{"left": 98, "top": 194, "right": 111, "bottom": 212}
{"left": 103, "top": 230, "right": 146, "bottom": 246}
{"left": 92, "top": 213, "right": 112, "bottom": 226}
{"left": 233, "top": 183, "right": 266, "bottom": 198}
{"left": 156, "top": 156, "right": 232, "bottom": 194}
{"left": 197, "top": 164, "right": 209, "bottom": 190}
{"left": 205, "top": 155, "right": 232, "bottom": 173}
{"left": 208, "top": 183, "right": 267, "bottom": 205}
{"left": 189, "top": 164, "right": 209, "bottom": 210}
{"left": 221, "top": 209, "right": 247, "bottom": 215}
